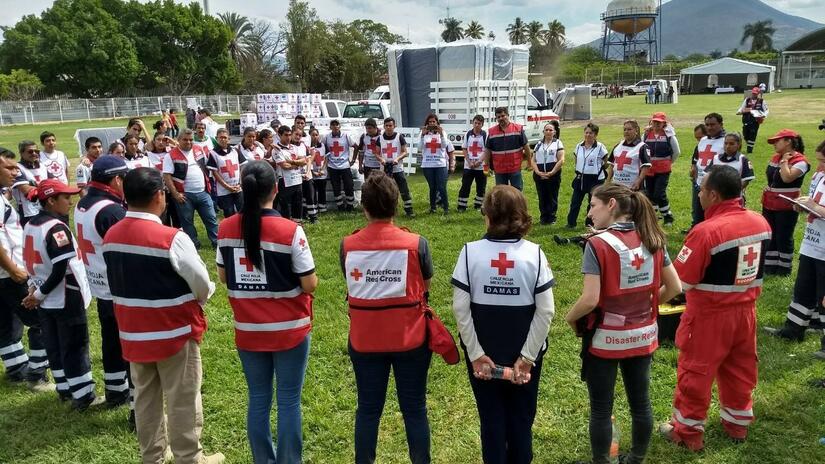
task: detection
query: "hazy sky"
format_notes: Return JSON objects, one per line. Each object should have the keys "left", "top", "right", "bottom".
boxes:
{"left": 0, "top": 0, "right": 823, "bottom": 45}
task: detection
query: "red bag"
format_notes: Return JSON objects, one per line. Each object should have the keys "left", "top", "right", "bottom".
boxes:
{"left": 424, "top": 305, "right": 459, "bottom": 365}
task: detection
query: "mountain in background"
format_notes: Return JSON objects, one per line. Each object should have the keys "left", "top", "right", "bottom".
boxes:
{"left": 585, "top": 0, "right": 823, "bottom": 57}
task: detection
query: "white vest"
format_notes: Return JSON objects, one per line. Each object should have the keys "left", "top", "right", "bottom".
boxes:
{"left": 74, "top": 199, "right": 115, "bottom": 299}
{"left": 379, "top": 133, "right": 404, "bottom": 174}
{"left": 211, "top": 149, "right": 244, "bottom": 196}
{"left": 277, "top": 144, "right": 305, "bottom": 188}
{"left": 126, "top": 156, "right": 151, "bottom": 170}
{"left": 533, "top": 139, "right": 563, "bottom": 171}
{"left": 146, "top": 152, "right": 166, "bottom": 170}
{"left": 695, "top": 135, "right": 726, "bottom": 186}
{"left": 801, "top": 174, "right": 825, "bottom": 260}
{"left": 324, "top": 133, "right": 353, "bottom": 170}
{"left": 574, "top": 142, "right": 607, "bottom": 177}
{"left": 711, "top": 153, "right": 746, "bottom": 178}
{"left": 420, "top": 133, "right": 449, "bottom": 168}
{"left": 462, "top": 239, "right": 548, "bottom": 307}
{"left": 611, "top": 141, "right": 646, "bottom": 187}
{"left": 310, "top": 144, "right": 327, "bottom": 179}
{"left": 463, "top": 132, "right": 486, "bottom": 171}
{"left": 361, "top": 133, "right": 382, "bottom": 168}
{"left": 75, "top": 157, "right": 93, "bottom": 187}
{"left": 23, "top": 218, "right": 91, "bottom": 309}
{"left": 238, "top": 142, "right": 266, "bottom": 162}
{"left": 0, "top": 195, "right": 24, "bottom": 279}
{"left": 13, "top": 163, "right": 46, "bottom": 218}
{"left": 40, "top": 150, "right": 69, "bottom": 184}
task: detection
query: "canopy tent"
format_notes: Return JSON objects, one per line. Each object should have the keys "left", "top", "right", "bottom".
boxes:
{"left": 679, "top": 57, "right": 775, "bottom": 94}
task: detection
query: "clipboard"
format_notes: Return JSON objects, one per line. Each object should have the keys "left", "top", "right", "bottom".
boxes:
{"left": 779, "top": 194, "right": 824, "bottom": 218}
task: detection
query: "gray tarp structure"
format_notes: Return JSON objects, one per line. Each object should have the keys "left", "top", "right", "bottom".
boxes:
{"left": 679, "top": 57, "right": 775, "bottom": 94}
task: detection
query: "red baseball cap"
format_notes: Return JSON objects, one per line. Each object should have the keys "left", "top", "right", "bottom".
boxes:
{"left": 37, "top": 179, "right": 81, "bottom": 201}
{"left": 651, "top": 112, "right": 667, "bottom": 122}
{"left": 751, "top": 87, "right": 760, "bottom": 94}
{"left": 767, "top": 128, "right": 799, "bottom": 144}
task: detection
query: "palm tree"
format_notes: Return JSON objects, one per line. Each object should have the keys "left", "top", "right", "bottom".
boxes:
{"left": 487, "top": 31, "right": 496, "bottom": 41}
{"left": 506, "top": 17, "right": 527, "bottom": 45}
{"left": 465, "top": 21, "right": 485, "bottom": 40}
{"left": 217, "top": 12, "right": 255, "bottom": 66}
{"left": 544, "top": 20, "right": 566, "bottom": 50}
{"left": 741, "top": 20, "right": 776, "bottom": 52}
{"left": 526, "top": 21, "right": 545, "bottom": 45}
{"left": 439, "top": 17, "right": 464, "bottom": 43}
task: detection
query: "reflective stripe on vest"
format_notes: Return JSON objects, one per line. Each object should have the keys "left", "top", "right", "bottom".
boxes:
{"left": 762, "top": 153, "right": 808, "bottom": 210}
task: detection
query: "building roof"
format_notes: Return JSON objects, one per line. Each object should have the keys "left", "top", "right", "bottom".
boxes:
{"left": 680, "top": 57, "right": 775, "bottom": 75}
{"left": 784, "top": 27, "right": 825, "bottom": 52}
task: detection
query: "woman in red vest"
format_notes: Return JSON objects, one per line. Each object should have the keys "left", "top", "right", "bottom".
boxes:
{"left": 216, "top": 160, "right": 318, "bottom": 464}
{"left": 341, "top": 171, "right": 435, "bottom": 464}
{"left": 566, "top": 184, "right": 681, "bottom": 464}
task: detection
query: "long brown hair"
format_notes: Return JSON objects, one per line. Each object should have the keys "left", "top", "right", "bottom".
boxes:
{"left": 592, "top": 184, "right": 666, "bottom": 253}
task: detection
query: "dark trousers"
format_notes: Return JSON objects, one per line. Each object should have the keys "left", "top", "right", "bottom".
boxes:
{"left": 585, "top": 354, "right": 653, "bottom": 464}
{"left": 782, "top": 254, "right": 825, "bottom": 347}
{"left": 742, "top": 122, "right": 759, "bottom": 154}
{"left": 277, "top": 180, "right": 303, "bottom": 220}
{"left": 567, "top": 174, "right": 602, "bottom": 227}
{"left": 644, "top": 173, "right": 672, "bottom": 217}
{"left": 363, "top": 166, "right": 379, "bottom": 179}
{"left": 302, "top": 180, "right": 317, "bottom": 220}
{"left": 691, "top": 183, "right": 704, "bottom": 227}
{"left": 349, "top": 343, "right": 432, "bottom": 464}
{"left": 763, "top": 208, "right": 798, "bottom": 274}
{"left": 534, "top": 171, "right": 561, "bottom": 223}
{"left": 391, "top": 171, "right": 414, "bottom": 214}
{"left": 163, "top": 192, "right": 181, "bottom": 228}
{"left": 39, "top": 290, "right": 95, "bottom": 405}
{"left": 0, "top": 278, "right": 47, "bottom": 381}
{"left": 216, "top": 192, "right": 244, "bottom": 218}
{"left": 465, "top": 351, "right": 544, "bottom": 464}
{"left": 329, "top": 167, "right": 355, "bottom": 210}
{"left": 97, "top": 299, "right": 130, "bottom": 405}
{"left": 313, "top": 178, "right": 328, "bottom": 212}
{"left": 457, "top": 170, "right": 487, "bottom": 211}
{"left": 422, "top": 167, "right": 449, "bottom": 212}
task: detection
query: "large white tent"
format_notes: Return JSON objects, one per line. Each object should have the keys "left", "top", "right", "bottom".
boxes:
{"left": 680, "top": 57, "right": 775, "bottom": 94}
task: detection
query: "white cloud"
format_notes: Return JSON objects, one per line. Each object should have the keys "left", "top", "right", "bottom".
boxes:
{"left": 565, "top": 22, "right": 604, "bottom": 46}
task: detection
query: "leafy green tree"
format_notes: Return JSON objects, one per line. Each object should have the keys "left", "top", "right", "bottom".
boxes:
{"left": 545, "top": 20, "right": 566, "bottom": 51}
{"left": 283, "top": 0, "right": 325, "bottom": 92}
{"left": 741, "top": 20, "right": 776, "bottom": 52}
{"left": 217, "top": 12, "right": 255, "bottom": 67}
{"left": 526, "top": 21, "right": 545, "bottom": 45}
{"left": 506, "top": 18, "right": 527, "bottom": 45}
{"left": 465, "top": 21, "right": 485, "bottom": 40}
{"left": 439, "top": 17, "right": 464, "bottom": 43}
{"left": 0, "top": 0, "right": 139, "bottom": 97}
{"left": 349, "top": 19, "right": 406, "bottom": 88}
{"left": 0, "top": 69, "right": 44, "bottom": 100}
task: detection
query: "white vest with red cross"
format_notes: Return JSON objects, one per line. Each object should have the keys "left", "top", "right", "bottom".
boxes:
{"left": 74, "top": 199, "right": 116, "bottom": 299}
{"left": 463, "top": 131, "right": 487, "bottom": 171}
{"left": 420, "top": 133, "right": 449, "bottom": 168}
{"left": 694, "top": 135, "right": 726, "bottom": 187}
{"left": 611, "top": 141, "right": 647, "bottom": 188}
{"left": 323, "top": 133, "right": 353, "bottom": 170}
{"left": 210, "top": 148, "right": 243, "bottom": 196}
{"left": 588, "top": 229, "right": 662, "bottom": 359}
{"left": 378, "top": 132, "right": 405, "bottom": 174}
{"left": 360, "top": 133, "right": 382, "bottom": 168}
{"left": 801, "top": 174, "right": 825, "bottom": 260}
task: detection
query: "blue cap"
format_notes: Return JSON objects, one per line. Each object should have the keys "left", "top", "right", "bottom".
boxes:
{"left": 91, "top": 155, "right": 129, "bottom": 181}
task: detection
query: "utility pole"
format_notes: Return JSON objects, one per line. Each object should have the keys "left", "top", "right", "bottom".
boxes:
{"left": 202, "top": 0, "right": 210, "bottom": 15}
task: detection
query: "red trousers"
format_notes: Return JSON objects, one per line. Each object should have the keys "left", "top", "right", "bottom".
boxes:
{"left": 671, "top": 303, "right": 757, "bottom": 449}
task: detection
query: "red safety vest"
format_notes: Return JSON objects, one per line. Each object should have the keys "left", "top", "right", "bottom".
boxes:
{"left": 487, "top": 122, "right": 525, "bottom": 174}
{"left": 102, "top": 216, "right": 207, "bottom": 362}
{"left": 342, "top": 222, "right": 426, "bottom": 353}
{"left": 218, "top": 213, "right": 313, "bottom": 352}
{"left": 588, "top": 229, "right": 663, "bottom": 359}
{"left": 168, "top": 146, "right": 211, "bottom": 194}
{"left": 762, "top": 151, "right": 808, "bottom": 211}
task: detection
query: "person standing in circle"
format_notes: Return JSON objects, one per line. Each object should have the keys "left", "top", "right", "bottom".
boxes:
{"left": 607, "top": 120, "right": 651, "bottom": 191}
{"left": 308, "top": 128, "right": 328, "bottom": 215}
{"left": 643, "top": 112, "right": 681, "bottom": 226}
{"left": 689, "top": 113, "right": 726, "bottom": 228}
{"left": 531, "top": 121, "right": 565, "bottom": 225}
{"left": 736, "top": 87, "right": 769, "bottom": 154}
{"left": 705, "top": 133, "right": 755, "bottom": 205}
{"left": 341, "top": 171, "right": 435, "bottom": 464}
{"left": 376, "top": 118, "right": 415, "bottom": 217}
{"left": 217, "top": 160, "right": 317, "bottom": 464}
{"left": 451, "top": 185, "right": 556, "bottom": 463}
{"left": 484, "top": 107, "right": 532, "bottom": 191}
{"left": 761, "top": 129, "right": 809, "bottom": 275}
{"left": 420, "top": 114, "right": 455, "bottom": 214}
{"left": 357, "top": 118, "right": 383, "bottom": 180}
{"left": 566, "top": 184, "right": 681, "bottom": 464}
{"left": 457, "top": 115, "right": 488, "bottom": 212}
{"left": 567, "top": 123, "right": 609, "bottom": 229}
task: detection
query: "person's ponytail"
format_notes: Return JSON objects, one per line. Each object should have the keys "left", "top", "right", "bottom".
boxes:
{"left": 631, "top": 190, "right": 666, "bottom": 253}
{"left": 793, "top": 135, "right": 805, "bottom": 155}
{"left": 239, "top": 160, "right": 277, "bottom": 270}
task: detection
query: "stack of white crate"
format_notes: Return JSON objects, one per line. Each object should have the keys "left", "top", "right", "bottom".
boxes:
{"left": 255, "top": 93, "right": 323, "bottom": 124}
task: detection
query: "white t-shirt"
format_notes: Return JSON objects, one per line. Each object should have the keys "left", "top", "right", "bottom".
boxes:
{"left": 40, "top": 150, "right": 70, "bottom": 184}
{"left": 162, "top": 149, "right": 206, "bottom": 193}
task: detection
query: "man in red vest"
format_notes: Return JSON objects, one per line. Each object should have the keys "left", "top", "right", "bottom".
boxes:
{"left": 103, "top": 167, "right": 223, "bottom": 464}
{"left": 661, "top": 165, "right": 771, "bottom": 451}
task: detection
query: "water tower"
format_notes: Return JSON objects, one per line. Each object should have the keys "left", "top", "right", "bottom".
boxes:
{"left": 600, "top": 0, "right": 662, "bottom": 63}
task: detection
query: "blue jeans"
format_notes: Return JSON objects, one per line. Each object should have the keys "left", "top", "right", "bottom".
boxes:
{"left": 494, "top": 171, "right": 523, "bottom": 191}
{"left": 238, "top": 336, "right": 310, "bottom": 464}
{"left": 422, "top": 167, "right": 449, "bottom": 211}
{"left": 177, "top": 190, "right": 219, "bottom": 247}
{"left": 349, "top": 343, "right": 432, "bottom": 464}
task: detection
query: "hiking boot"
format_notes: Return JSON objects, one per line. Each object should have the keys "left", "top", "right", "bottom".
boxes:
{"left": 553, "top": 234, "right": 569, "bottom": 245}
{"left": 28, "top": 379, "right": 55, "bottom": 393}
{"left": 663, "top": 214, "right": 674, "bottom": 226}
{"left": 197, "top": 452, "right": 226, "bottom": 464}
{"left": 763, "top": 326, "right": 805, "bottom": 342}
{"left": 106, "top": 393, "right": 130, "bottom": 409}
{"left": 72, "top": 395, "right": 105, "bottom": 412}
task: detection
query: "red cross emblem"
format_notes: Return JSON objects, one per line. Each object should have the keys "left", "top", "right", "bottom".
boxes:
{"left": 490, "top": 252, "right": 515, "bottom": 276}
{"left": 238, "top": 254, "right": 255, "bottom": 272}
{"left": 630, "top": 253, "right": 645, "bottom": 270}
{"left": 367, "top": 137, "right": 379, "bottom": 155}
{"left": 383, "top": 143, "right": 397, "bottom": 159}
{"left": 425, "top": 136, "right": 441, "bottom": 154}
{"left": 614, "top": 150, "right": 631, "bottom": 171}
{"left": 23, "top": 235, "right": 42, "bottom": 274}
{"left": 220, "top": 158, "right": 238, "bottom": 178}
{"left": 467, "top": 141, "right": 482, "bottom": 157}
{"left": 299, "top": 238, "right": 306, "bottom": 248}
{"left": 350, "top": 268, "right": 363, "bottom": 281}
{"left": 330, "top": 141, "right": 345, "bottom": 157}
{"left": 697, "top": 144, "right": 716, "bottom": 167}
{"left": 76, "top": 224, "right": 95, "bottom": 265}
{"left": 743, "top": 246, "right": 758, "bottom": 267}
{"left": 808, "top": 192, "right": 823, "bottom": 224}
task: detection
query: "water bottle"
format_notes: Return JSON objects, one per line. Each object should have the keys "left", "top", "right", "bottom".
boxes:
{"left": 610, "top": 416, "right": 621, "bottom": 461}
{"left": 490, "top": 365, "right": 514, "bottom": 381}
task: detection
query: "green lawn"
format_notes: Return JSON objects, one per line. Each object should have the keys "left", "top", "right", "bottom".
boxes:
{"left": 2, "top": 91, "right": 825, "bottom": 463}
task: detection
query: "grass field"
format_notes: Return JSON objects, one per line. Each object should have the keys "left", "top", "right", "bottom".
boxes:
{"left": 2, "top": 90, "right": 825, "bottom": 463}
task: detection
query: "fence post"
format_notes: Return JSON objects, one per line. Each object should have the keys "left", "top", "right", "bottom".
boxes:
{"left": 237, "top": 96, "right": 240, "bottom": 113}
{"left": 0, "top": 106, "right": 4, "bottom": 126}
{"left": 135, "top": 97, "right": 140, "bottom": 116}
{"left": 178, "top": 96, "right": 183, "bottom": 113}
{"left": 29, "top": 101, "right": 34, "bottom": 123}
{"left": 218, "top": 96, "right": 223, "bottom": 114}
{"left": 111, "top": 98, "right": 116, "bottom": 118}
{"left": 58, "top": 100, "right": 64, "bottom": 122}
{"left": 86, "top": 99, "right": 91, "bottom": 120}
